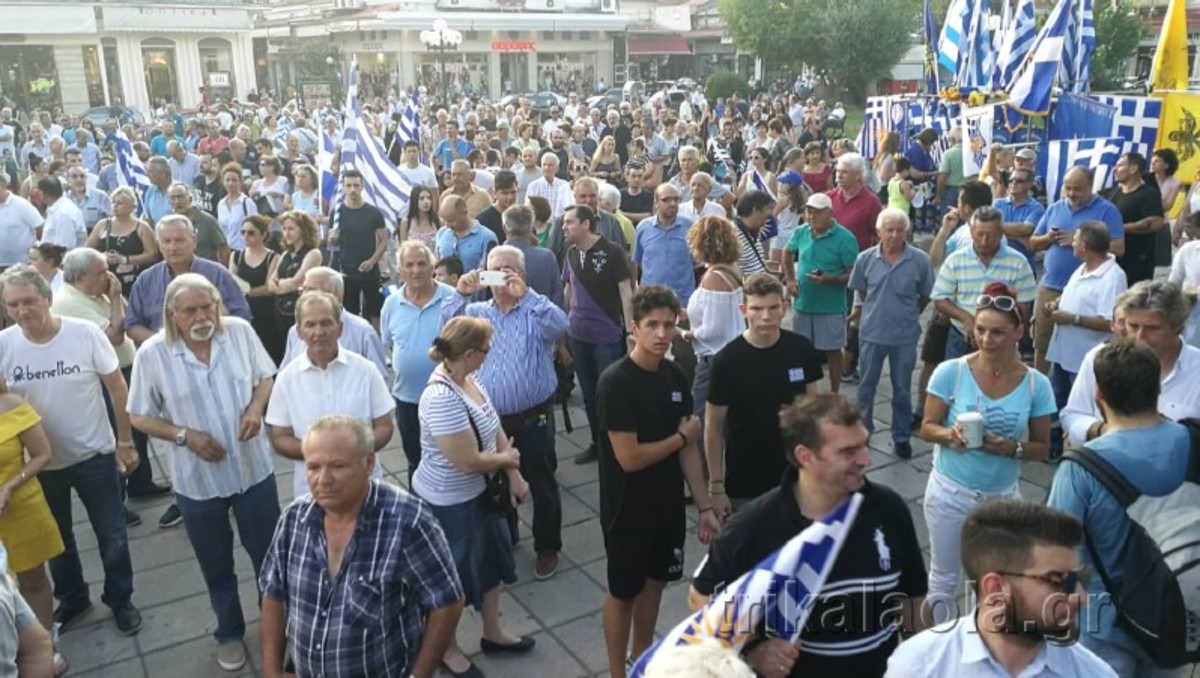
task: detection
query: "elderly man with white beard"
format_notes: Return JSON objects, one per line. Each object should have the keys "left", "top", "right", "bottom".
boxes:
{"left": 127, "top": 273, "right": 280, "bottom": 673}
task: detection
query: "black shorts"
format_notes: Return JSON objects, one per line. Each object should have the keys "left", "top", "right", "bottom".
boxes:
{"left": 603, "top": 526, "right": 686, "bottom": 600}
{"left": 920, "top": 314, "right": 952, "bottom": 364}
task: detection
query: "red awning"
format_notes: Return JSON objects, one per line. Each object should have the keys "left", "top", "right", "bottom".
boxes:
{"left": 627, "top": 36, "right": 691, "bottom": 56}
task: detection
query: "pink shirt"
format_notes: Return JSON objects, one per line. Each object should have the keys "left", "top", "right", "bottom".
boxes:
{"left": 828, "top": 186, "right": 882, "bottom": 252}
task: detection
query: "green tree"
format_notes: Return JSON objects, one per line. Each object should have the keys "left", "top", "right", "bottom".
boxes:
{"left": 719, "top": 0, "right": 919, "bottom": 101}
{"left": 706, "top": 70, "right": 753, "bottom": 100}
{"left": 1090, "top": 0, "right": 1145, "bottom": 91}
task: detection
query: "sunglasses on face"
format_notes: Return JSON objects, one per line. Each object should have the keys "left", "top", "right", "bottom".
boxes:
{"left": 976, "top": 294, "right": 1017, "bottom": 312}
{"left": 998, "top": 565, "right": 1091, "bottom": 594}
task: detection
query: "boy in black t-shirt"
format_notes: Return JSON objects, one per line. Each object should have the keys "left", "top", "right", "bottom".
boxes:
{"left": 597, "top": 285, "right": 721, "bottom": 678}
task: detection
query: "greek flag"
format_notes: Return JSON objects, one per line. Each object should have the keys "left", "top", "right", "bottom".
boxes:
{"left": 957, "top": 0, "right": 993, "bottom": 88}
{"left": 992, "top": 0, "right": 1036, "bottom": 90}
{"left": 1089, "top": 95, "right": 1162, "bottom": 158}
{"left": 398, "top": 93, "right": 421, "bottom": 148}
{"left": 938, "top": 0, "right": 972, "bottom": 76}
{"left": 1060, "top": 0, "right": 1095, "bottom": 94}
{"left": 1040, "top": 136, "right": 1123, "bottom": 203}
{"left": 855, "top": 97, "right": 890, "bottom": 162}
{"left": 340, "top": 57, "right": 411, "bottom": 228}
{"left": 751, "top": 170, "right": 779, "bottom": 240}
{"left": 924, "top": 0, "right": 941, "bottom": 95}
{"left": 1006, "top": 0, "right": 1072, "bottom": 116}
{"left": 274, "top": 115, "right": 295, "bottom": 151}
{"left": 629, "top": 494, "right": 864, "bottom": 677}
{"left": 113, "top": 130, "right": 151, "bottom": 218}
{"left": 908, "top": 99, "right": 960, "bottom": 164}
{"left": 317, "top": 123, "right": 339, "bottom": 222}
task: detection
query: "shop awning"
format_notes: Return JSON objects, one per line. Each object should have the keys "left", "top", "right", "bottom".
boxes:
{"left": 627, "top": 36, "right": 690, "bottom": 56}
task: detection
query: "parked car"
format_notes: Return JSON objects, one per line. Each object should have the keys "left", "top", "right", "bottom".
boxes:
{"left": 642, "top": 89, "right": 688, "bottom": 114}
{"left": 586, "top": 88, "right": 625, "bottom": 111}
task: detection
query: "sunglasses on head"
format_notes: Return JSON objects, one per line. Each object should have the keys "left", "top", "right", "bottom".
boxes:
{"left": 976, "top": 294, "right": 1017, "bottom": 312}
{"left": 998, "top": 565, "right": 1091, "bottom": 594}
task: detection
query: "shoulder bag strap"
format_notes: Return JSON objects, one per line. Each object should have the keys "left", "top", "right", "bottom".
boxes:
{"left": 434, "top": 373, "right": 483, "bottom": 450}
{"left": 1061, "top": 446, "right": 1140, "bottom": 508}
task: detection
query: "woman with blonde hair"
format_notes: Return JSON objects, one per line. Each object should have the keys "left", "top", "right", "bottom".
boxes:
{"left": 268, "top": 210, "right": 322, "bottom": 349}
{"left": 85, "top": 186, "right": 158, "bottom": 297}
{"left": 418, "top": 316, "right": 533, "bottom": 676}
{"left": 683, "top": 216, "right": 744, "bottom": 422}
{"left": 590, "top": 135, "right": 623, "bottom": 185}
{"left": 0, "top": 377, "right": 68, "bottom": 674}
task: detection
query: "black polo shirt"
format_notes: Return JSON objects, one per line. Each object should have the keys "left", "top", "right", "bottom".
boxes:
{"left": 692, "top": 468, "right": 927, "bottom": 678}
{"left": 1106, "top": 182, "right": 1164, "bottom": 285}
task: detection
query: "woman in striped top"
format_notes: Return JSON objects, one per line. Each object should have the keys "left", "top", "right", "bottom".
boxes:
{"left": 416, "top": 317, "right": 535, "bottom": 675}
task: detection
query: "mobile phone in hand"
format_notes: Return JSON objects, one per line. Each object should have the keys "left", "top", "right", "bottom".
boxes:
{"left": 479, "top": 270, "right": 507, "bottom": 286}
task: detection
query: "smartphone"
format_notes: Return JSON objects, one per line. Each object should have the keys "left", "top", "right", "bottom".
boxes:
{"left": 479, "top": 270, "right": 507, "bottom": 286}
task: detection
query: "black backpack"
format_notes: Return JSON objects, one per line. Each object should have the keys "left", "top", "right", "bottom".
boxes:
{"left": 1061, "top": 419, "right": 1200, "bottom": 668}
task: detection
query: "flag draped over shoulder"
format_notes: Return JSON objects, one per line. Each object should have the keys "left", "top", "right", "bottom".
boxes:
{"left": 1148, "top": 0, "right": 1191, "bottom": 94}
{"left": 340, "top": 56, "right": 411, "bottom": 227}
{"left": 628, "top": 494, "right": 865, "bottom": 677}
{"left": 1156, "top": 92, "right": 1200, "bottom": 184}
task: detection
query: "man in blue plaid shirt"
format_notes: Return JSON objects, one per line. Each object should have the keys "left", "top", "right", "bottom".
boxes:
{"left": 259, "top": 415, "right": 464, "bottom": 678}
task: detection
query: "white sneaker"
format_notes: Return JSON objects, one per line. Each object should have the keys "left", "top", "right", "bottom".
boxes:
{"left": 217, "top": 641, "right": 246, "bottom": 672}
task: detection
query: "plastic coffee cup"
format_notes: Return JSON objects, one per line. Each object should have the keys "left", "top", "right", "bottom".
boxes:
{"left": 957, "top": 412, "right": 984, "bottom": 448}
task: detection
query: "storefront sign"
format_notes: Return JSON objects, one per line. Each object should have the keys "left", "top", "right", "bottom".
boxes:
{"left": 492, "top": 41, "right": 536, "bottom": 52}
{"left": 208, "top": 72, "right": 230, "bottom": 87}
{"left": 362, "top": 43, "right": 386, "bottom": 52}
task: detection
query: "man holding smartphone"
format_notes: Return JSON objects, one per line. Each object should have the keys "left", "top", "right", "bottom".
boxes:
{"left": 1029, "top": 166, "right": 1125, "bottom": 375}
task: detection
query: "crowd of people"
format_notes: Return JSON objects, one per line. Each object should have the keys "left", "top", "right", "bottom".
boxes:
{"left": 0, "top": 78, "right": 1196, "bottom": 678}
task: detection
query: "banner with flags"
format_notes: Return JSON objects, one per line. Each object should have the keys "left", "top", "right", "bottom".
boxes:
{"left": 908, "top": 99, "right": 960, "bottom": 164}
{"left": 628, "top": 494, "right": 864, "bottom": 677}
{"left": 1148, "top": 0, "right": 1191, "bottom": 94}
{"left": 113, "top": 130, "right": 151, "bottom": 217}
{"left": 960, "top": 105, "right": 995, "bottom": 177}
{"left": 339, "top": 57, "right": 412, "bottom": 228}
{"left": 1155, "top": 92, "right": 1200, "bottom": 184}
{"left": 1038, "top": 136, "right": 1123, "bottom": 203}
{"left": 1048, "top": 93, "right": 1116, "bottom": 142}
{"left": 1089, "top": 95, "right": 1162, "bottom": 158}
{"left": 992, "top": 0, "right": 1036, "bottom": 91}
{"left": 1006, "top": 0, "right": 1072, "bottom": 116}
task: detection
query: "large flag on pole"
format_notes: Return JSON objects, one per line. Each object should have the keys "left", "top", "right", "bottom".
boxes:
{"left": 113, "top": 130, "right": 151, "bottom": 218}
{"left": 957, "top": 0, "right": 992, "bottom": 88}
{"left": 1148, "top": 0, "right": 1191, "bottom": 94}
{"left": 1155, "top": 92, "right": 1200, "bottom": 183}
{"left": 923, "top": 0, "right": 941, "bottom": 95}
{"left": 937, "top": 0, "right": 972, "bottom": 77}
{"left": 992, "top": 0, "right": 1036, "bottom": 91}
{"left": 628, "top": 494, "right": 865, "bottom": 677}
{"left": 341, "top": 56, "right": 412, "bottom": 228}
{"left": 1006, "top": 0, "right": 1072, "bottom": 116}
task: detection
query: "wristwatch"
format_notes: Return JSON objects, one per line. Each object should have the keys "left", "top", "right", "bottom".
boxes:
{"left": 174, "top": 428, "right": 188, "bottom": 446}
{"left": 1011, "top": 440, "right": 1025, "bottom": 460}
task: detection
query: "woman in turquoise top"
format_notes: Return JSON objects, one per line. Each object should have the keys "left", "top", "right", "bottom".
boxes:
{"left": 919, "top": 281, "right": 1056, "bottom": 622}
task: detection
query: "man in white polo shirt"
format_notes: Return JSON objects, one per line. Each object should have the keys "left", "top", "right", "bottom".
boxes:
{"left": 266, "top": 291, "right": 393, "bottom": 500}
{"left": 0, "top": 174, "right": 42, "bottom": 269}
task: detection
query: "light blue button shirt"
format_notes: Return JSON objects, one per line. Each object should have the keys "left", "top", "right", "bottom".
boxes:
{"left": 633, "top": 215, "right": 696, "bottom": 304}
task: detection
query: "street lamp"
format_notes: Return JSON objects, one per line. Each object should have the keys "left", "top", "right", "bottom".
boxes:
{"left": 420, "top": 19, "right": 463, "bottom": 101}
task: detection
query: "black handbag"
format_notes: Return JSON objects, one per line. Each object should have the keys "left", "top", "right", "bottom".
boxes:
{"left": 455, "top": 386, "right": 511, "bottom": 515}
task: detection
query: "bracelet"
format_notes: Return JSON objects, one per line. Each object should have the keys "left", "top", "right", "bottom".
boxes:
{"left": 676, "top": 430, "right": 688, "bottom": 448}
{"left": 117, "top": 440, "right": 134, "bottom": 447}
{"left": 699, "top": 507, "right": 714, "bottom": 514}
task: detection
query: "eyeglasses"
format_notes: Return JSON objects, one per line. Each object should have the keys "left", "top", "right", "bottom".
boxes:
{"left": 976, "top": 294, "right": 1017, "bottom": 312}
{"left": 998, "top": 566, "right": 1091, "bottom": 594}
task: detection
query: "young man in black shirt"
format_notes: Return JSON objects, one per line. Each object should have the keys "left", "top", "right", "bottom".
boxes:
{"left": 619, "top": 162, "right": 654, "bottom": 224}
{"left": 597, "top": 285, "right": 721, "bottom": 678}
{"left": 690, "top": 393, "right": 928, "bottom": 678}
{"left": 705, "top": 273, "right": 822, "bottom": 515}
{"left": 475, "top": 169, "right": 518, "bottom": 243}
{"left": 329, "top": 169, "right": 389, "bottom": 329}
{"left": 1106, "top": 152, "right": 1165, "bottom": 285}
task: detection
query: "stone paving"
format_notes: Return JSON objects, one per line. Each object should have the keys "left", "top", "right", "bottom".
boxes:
{"left": 56, "top": 365, "right": 1062, "bottom": 678}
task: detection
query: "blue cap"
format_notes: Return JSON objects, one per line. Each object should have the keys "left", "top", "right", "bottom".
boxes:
{"left": 777, "top": 170, "right": 804, "bottom": 186}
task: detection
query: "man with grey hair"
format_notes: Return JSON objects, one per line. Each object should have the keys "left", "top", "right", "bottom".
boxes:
{"left": 167, "top": 182, "right": 229, "bottom": 264}
{"left": 525, "top": 152, "right": 573, "bottom": 219}
{"left": 128, "top": 273, "right": 279, "bottom": 672}
{"left": 166, "top": 140, "right": 201, "bottom": 187}
{"left": 0, "top": 172, "right": 43, "bottom": 268}
{"left": 259, "top": 414, "right": 464, "bottom": 678}
{"left": 54, "top": 249, "right": 168, "bottom": 500}
{"left": 142, "top": 157, "right": 173, "bottom": 225}
{"left": 445, "top": 245, "right": 569, "bottom": 580}
{"left": 503, "top": 204, "right": 564, "bottom": 307}
{"left": 0, "top": 265, "right": 143, "bottom": 636}
{"left": 280, "top": 266, "right": 388, "bottom": 382}
{"left": 267, "top": 290, "right": 393, "bottom": 499}
{"left": 1062, "top": 279, "right": 1200, "bottom": 445}
{"left": 544, "top": 177, "right": 628, "bottom": 263}
{"left": 446, "top": 159, "right": 492, "bottom": 219}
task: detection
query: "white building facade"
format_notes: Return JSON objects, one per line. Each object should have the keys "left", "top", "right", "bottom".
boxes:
{"left": 0, "top": 0, "right": 258, "bottom": 115}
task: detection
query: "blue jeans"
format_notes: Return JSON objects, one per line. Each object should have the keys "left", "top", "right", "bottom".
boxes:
{"left": 39, "top": 453, "right": 134, "bottom": 611}
{"left": 175, "top": 476, "right": 280, "bottom": 643}
{"left": 568, "top": 337, "right": 625, "bottom": 446}
{"left": 944, "top": 325, "right": 970, "bottom": 361}
{"left": 857, "top": 341, "right": 919, "bottom": 442}
{"left": 394, "top": 400, "right": 421, "bottom": 489}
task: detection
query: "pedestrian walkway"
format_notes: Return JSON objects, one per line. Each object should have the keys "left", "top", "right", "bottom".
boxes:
{"left": 58, "top": 363, "right": 1061, "bottom": 678}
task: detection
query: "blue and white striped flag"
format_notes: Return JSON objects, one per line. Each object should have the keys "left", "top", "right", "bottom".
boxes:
{"left": 629, "top": 494, "right": 864, "bottom": 677}
{"left": 1073, "top": 0, "right": 1096, "bottom": 94}
{"left": 1039, "top": 136, "right": 1123, "bottom": 203}
{"left": 938, "top": 0, "right": 973, "bottom": 76}
{"left": 113, "top": 130, "right": 151, "bottom": 218}
{"left": 398, "top": 92, "right": 421, "bottom": 148}
{"left": 992, "top": 0, "right": 1036, "bottom": 91}
{"left": 855, "top": 97, "right": 890, "bottom": 162}
{"left": 340, "top": 57, "right": 411, "bottom": 228}
{"left": 274, "top": 115, "right": 295, "bottom": 151}
{"left": 957, "top": 0, "right": 993, "bottom": 88}
{"left": 908, "top": 99, "right": 961, "bottom": 165}
{"left": 1006, "top": 0, "right": 1072, "bottom": 116}
{"left": 1089, "top": 95, "right": 1161, "bottom": 158}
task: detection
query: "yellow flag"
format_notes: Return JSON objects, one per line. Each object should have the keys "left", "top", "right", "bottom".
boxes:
{"left": 1148, "top": 0, "right": 1190, "bottom": 94}
{"left": 1156, "top": 92, "right": 1200, "bottom": 182}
